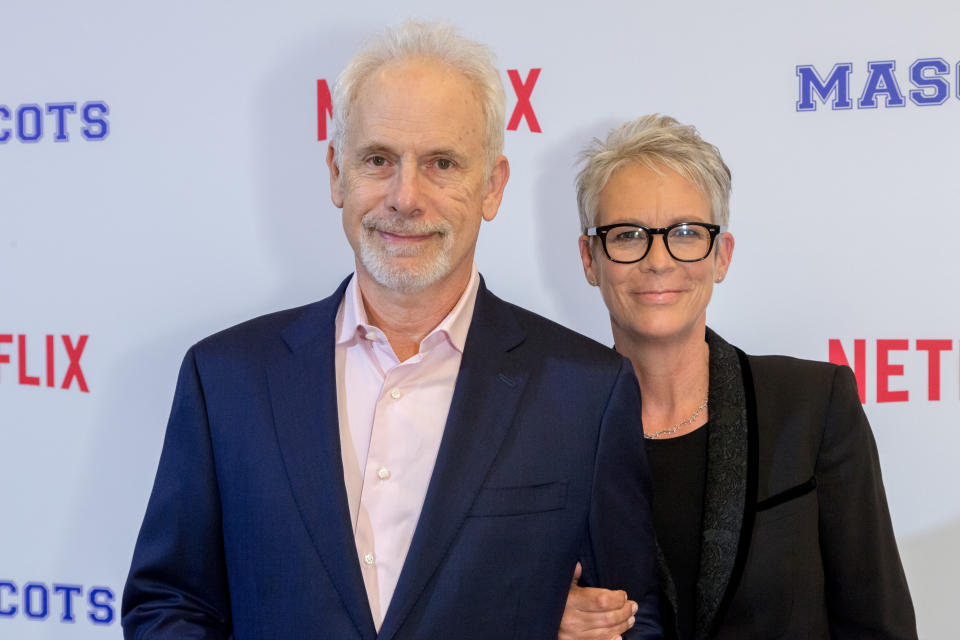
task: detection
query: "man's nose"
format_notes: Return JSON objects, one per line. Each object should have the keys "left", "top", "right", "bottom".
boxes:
{"left": 386, "top": 161, "right": 423, "bottom": 214}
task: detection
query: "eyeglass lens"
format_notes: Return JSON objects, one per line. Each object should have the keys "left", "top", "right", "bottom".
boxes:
{"left": 605, "top": 224, "right": 713, "bottom": 262}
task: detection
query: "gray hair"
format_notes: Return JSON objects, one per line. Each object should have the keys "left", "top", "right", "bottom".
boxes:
{"left": 576, "top": 114, "right": 732, "bottom": 231}
{"left": 331, "top": 20, "right": 506, "bottom": 174}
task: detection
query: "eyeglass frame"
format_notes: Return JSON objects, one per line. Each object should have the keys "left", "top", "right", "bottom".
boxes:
{"left": 584, "top": 221, "right": 723, "bottom": 264}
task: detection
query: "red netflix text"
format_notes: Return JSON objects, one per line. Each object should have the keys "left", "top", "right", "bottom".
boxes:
{"left": 506, "top": 68, "right": 541, "bottom": 132}
{"left": 0, "top": 334, "right": 89, "bottom": 392}
{"left": 828, "top": 338, "right": 956, "bottom": 404}
{"left": 316, "top": 68, "right": 543, "bottom": 141}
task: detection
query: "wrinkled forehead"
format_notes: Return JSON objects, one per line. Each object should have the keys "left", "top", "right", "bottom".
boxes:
{"left": 345, "top": 59, "right": 486, "bottom": 157}
{"left": 348, "top": 57, "right": 483, "bottom": 119}
{"left": 352, "top": 59, "right": 482, "bottom": 124}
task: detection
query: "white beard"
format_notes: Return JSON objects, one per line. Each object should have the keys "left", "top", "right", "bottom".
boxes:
{"left": 357, "top": 214, "right": 454, "bottom": 292}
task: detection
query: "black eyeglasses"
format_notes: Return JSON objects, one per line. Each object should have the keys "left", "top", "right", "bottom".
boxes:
{"left": 584, "top": 222, "right": 721, "bottom": 263}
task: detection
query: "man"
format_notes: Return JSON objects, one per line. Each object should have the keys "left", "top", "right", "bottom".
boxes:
{"left": 122, "top": 21, "right": 661, "bottom": 639}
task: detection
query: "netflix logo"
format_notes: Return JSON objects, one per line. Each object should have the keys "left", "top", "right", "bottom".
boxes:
{"left": 828, "top": 338, "right": 957, "bottom": 404}
{"left": 316, "top": 67, "right": 543, "bottom": 141}
{"left": 0, "top": 334, "right": 89, "bottom": 393}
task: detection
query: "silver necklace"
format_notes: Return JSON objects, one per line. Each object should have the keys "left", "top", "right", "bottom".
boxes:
{"left": 643, "top": 397, "right": 709, "bottom": 440}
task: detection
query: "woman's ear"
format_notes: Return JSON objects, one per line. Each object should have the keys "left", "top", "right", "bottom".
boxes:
{"left": 714, "top": 231, "right": 735, "bottom": 282}
{"left": 579, "top": 235, "right": 600, "bottom": 286}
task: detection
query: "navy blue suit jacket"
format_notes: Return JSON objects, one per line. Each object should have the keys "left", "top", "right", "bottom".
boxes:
{"left": 122, "top": 277, "right": 661, "bottom": 639}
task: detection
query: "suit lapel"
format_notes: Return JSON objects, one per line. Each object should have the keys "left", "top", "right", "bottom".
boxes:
{"left": 693, "top": 329, "right": 758, "bottom": 640}
{"left": 268, "top": 277, "right": 378, "bottom": 640}
{"left": 377, "top": 284, "right": 528, "bottom": 640}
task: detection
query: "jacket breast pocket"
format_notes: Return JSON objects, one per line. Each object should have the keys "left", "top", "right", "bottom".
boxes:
{"left": 756, "top": 476, "right": 817, "bottom": 518}
{"left": 725, "top": 480, "right": 820, "bottom": 639}
{"left": 467, "top": 481, "right": 567, "bottom": 517}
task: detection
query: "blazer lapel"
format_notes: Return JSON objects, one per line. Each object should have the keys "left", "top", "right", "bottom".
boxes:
{"left": 376, "top": 283, "right": 528, "bottom": 640}
{"left": 694, "top": 329, "right": 758, "bottom": 640}
{"left": 268, "top": 277, "right": 378, "bottom": 640}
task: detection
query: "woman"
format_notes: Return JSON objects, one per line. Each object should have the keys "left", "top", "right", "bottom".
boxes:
{"left": 559, "top": 115, "right": 917, "bottom": 640}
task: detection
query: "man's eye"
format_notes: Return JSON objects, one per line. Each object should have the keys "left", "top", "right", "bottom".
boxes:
{"left": 368, "top": 156, "right": 387, "bottom": 167}
{"left": 435, "top": 158, "right": 453, "bottom": 170}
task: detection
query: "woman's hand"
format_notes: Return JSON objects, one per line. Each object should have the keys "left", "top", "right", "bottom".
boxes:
{"left": 558, "top": 563, "right": 639, "bottom": 640}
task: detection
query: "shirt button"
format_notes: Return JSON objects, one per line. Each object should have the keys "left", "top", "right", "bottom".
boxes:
{"left": 363, "top": 553, "right": 375, "bottom": 566}
{"left": 377, "top": 467, "right": 391, "bottom": 480}
{"left": 390, "top": 388, "right": 401, "bottom": 399}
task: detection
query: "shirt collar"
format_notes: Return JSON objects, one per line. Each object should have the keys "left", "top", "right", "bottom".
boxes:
{"left": 336, "top": 266, "right": 480, "bottom": 355}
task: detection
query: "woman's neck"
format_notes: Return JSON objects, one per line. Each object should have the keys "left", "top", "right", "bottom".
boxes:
{"left": 613, "top": 322, "right": 710, "bottom": 436}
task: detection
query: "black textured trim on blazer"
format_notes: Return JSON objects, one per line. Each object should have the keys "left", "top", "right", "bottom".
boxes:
{"left": 689, "top": 329, "right": 756, "bottom": 640}
{"left": 706, "top": 347, "right": 759, "bottom": 637}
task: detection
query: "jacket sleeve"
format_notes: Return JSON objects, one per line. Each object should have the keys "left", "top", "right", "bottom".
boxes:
{"left": 581, "top": 358, "right": 663, "bottom": 639}
{"left": 121, "top": 346, "right": 233, "bottom": 639}
{"left": 816, "top": 365, "right": 917, "bottom": 639}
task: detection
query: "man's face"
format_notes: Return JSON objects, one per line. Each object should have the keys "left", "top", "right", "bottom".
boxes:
{"left": 328, "top": 58, "right": 508, "bottom": 295}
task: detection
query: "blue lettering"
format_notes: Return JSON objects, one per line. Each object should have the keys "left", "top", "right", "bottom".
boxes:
{"left": 81, "top": 101, "right": 109, "bottom": 140}
{"left": 24, "top": 582, "right": 48, "bottom": 620}
{"left": 0, "top": 582, "right": 16, "bottom": 616}
{"left": 16, "top": 104, "right": 43, "bottom": 142}
{"left": 46, "top": 102, "right": 77, "bottom": 141}
{"left": 909, "top": 58, "right": 949, "bottom": 105}
{"left": 88, "top": 587, "right": 114, "bottom": 625}
{"left": 0, "top": 106, "right": 10, "bottom": 143}
{"left": 53, "top": 584, "right": 82, "bottom": 622}
{"left": 859, "top": 60, "right": 906, "bottom": 108}
{"left": 796, "top": 63, "right": 853, "bottom": 111}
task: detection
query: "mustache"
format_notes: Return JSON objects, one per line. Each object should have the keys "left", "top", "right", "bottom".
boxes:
{"left": 361, "top": 215, "right": 450, "bottom": 236}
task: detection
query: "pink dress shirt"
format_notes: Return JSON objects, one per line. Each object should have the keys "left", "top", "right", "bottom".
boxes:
{"left": 334, "top": 267, "right": 480, "bottom": 629}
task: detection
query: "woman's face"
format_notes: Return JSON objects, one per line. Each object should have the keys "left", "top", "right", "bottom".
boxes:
{"left": 579, "top": 163, "right": 734, "bottom": 345}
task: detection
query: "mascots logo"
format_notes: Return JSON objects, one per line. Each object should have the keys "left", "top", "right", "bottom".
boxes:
{"left": 0, "top": 101, "right": 109, "bottom": 143}
{"left": 796, "top": 59, "right": 958, "bottom": 111}
{"left": 0, "top": 580, "right": 114, "bottom": 625}
{"left": 828, "top": 338, "right": 957, "bottom": 403}
{"left": 316, "top": 68, "right": 543, "bottom": 140}
{"left": 0, "top": 334, "right": 89, "bottom": 392}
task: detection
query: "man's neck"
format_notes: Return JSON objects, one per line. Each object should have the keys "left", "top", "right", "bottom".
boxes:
{"left": 356, "top": 265, "right": 473, "bottom": 362}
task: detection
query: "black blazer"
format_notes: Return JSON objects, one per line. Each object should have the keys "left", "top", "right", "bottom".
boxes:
{"left": 657, "top": 329, "right": 917, "bottom": 639}
{"left": 122, "top": 277, "right": 663, "bottom": 639}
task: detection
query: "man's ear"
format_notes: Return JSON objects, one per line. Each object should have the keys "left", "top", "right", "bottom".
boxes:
{"left": 327, "top": 143, "right": 344, "bottom": 208}
{"left": 481, "top": 155, "right": 510, "bottom": 222}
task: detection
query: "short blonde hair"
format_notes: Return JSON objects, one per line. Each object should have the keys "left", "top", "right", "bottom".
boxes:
{"left": 576, "top": 114, "right": 732, "bottom": 230}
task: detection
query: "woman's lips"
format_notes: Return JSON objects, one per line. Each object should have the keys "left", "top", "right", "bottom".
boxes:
{"left": 633, "top": 289, "right": 683, "bottom": 303}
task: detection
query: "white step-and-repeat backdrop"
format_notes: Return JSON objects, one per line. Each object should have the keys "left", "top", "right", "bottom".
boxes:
{"left": 2, "top": 1, "right": 956, "bottom": 637}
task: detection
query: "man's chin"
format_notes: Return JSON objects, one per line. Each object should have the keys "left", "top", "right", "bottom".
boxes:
{"left": 361, "top": 258, "right": 450, "bottom": 293}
